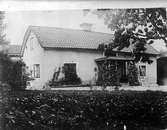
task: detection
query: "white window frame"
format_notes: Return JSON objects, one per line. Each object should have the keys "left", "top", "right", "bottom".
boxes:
{"left": 33, "top": 64, "right": 40, "bottom": 78}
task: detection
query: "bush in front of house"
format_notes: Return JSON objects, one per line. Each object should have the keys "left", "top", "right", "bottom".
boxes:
{"left": 128, "top": 62, "right": 140, "bottom": 86}
{"left": 61, "top": 65, "right": 81, "bottom": 85}
{"left": 50, "top": 65, "right": 81, "bottom": 86}
{"left": 0, "top": 52, "right": 29, "bottom": 90}
{"left": 2, "top": 90, "right": 167, "bottom": 130}
{"left": 96, "top": 61, "right": 120, "bottom": 87}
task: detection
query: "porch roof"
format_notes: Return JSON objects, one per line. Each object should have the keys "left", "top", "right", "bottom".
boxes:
{"left": 95, "top": 56, "right": 134, "bottom": 62}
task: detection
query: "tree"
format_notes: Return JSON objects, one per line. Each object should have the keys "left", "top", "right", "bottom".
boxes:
{"left": 88, "top": 8, "right": 167, "bottom": 62}
{"left": 0, "top": 12, "right": 8, "bottom": 46}
{"left": 0, "top": 53, "right": 29, "bottom": 90}
{"left": 0, "top": 12, "right": 29, "bottom": 90}
{"left": 0, "top": 12, "right": 9, "bottom": 83}
{"left": 84, "top": 8, "right": 166, "bottom": 86}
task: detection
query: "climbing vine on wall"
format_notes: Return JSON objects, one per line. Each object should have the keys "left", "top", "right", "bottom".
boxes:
{"left": 128, "top": 62, "right": 140, "bottom": 86}
{"left": 97, "top": 60, "right": 120, "bottom": 87}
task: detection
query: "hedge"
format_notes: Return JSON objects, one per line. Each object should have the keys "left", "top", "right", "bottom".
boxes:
{"left": 1, "top": 90, "right": 167, "bottom": 130}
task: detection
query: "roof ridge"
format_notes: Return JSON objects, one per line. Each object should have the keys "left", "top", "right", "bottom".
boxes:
{"left": 28, "top": 25, "right": 113, "bottom": 36}
{"left": 20, "top": 25, "right": 159, "bottom": 55}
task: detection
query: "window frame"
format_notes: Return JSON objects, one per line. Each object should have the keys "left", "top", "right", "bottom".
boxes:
{"left": 63, "top": 63, "right": 77, "bottom": 73}
{"left": 33, "top": 64, "right": 40, "bottom": 78}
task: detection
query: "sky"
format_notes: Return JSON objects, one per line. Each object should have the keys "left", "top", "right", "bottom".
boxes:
{"left": 3, "top": 10, "right": 167, "bottom": 52}
{"left": 3, "top": 10, "right": 111, "bottom": 45}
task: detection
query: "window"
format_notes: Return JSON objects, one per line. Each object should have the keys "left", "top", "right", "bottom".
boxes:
{"left": 33, "top": 64, "right": 40, "bottom": 78}
{"left": 139, "top": 65, "right": 146, "bottom": 76}
{"left": 63, "top": 63, "right": 79, "bottom": 84}
{"left": 63, "top": 63, "right": 76, "bottom": 75}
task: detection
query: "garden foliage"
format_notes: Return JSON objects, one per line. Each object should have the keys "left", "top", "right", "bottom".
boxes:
{"left": 1, "top": 90, "right": 167, "bottom": 130}
{"left": 62, "top": 66, "right": 81, "bottom": 85}
{"left": 0, "top": 53, "right": 28, "bottom": 90}
{"left": 93, "top": 8, "right": 166, "bottom": 63}
{"left": 127, "top": 62, "right": 140, "bottom": 86}
{"left": 97, "top": 60, "right": 120, "bottom": 87}
{"left": 50, "top": 65, "right": 81, "bottom": 86}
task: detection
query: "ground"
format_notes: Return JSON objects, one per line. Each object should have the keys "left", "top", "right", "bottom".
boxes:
{"left": 49, "top": 85, "right": 167, "bottom": 91}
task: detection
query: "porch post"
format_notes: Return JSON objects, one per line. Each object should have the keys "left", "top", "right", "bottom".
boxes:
{"left": 125, "top": 61, "right": 128, "bottom": 76}
{"left": 115, "top": 60, "right": 117, "bottom": 70}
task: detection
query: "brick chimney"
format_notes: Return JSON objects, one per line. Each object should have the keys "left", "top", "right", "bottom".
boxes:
{"left": 80, "top": 23, "right": 93, "bottom": 31}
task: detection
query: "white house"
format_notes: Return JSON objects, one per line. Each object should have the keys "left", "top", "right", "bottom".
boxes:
{"left": 21, "top": 26, "right": 159, "bottom": 89}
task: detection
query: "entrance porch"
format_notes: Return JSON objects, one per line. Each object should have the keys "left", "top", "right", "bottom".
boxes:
{"left": 95, "top": 56, "right": 134, "bottom": 85}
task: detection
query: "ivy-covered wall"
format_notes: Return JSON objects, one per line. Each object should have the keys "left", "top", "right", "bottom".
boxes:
{"left": 96, "top": 60, "right": 140, "bottom": 87}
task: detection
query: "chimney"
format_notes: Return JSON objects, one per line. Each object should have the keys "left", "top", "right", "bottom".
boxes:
{"left": 80, "top": 23, "right": 93, "bottom": 31}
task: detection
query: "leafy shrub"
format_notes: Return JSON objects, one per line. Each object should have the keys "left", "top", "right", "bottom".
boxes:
{"left": 0, "top": 53, "right": 29, "bottom": 90}
{"left": 1, "top": 90, "right": 167, "bottom": 130}
{"left": 50, "top": 65, "right": 81, "bottom": 86}
{"left": 62, "top": 65, "right": 81, "bottom": 85}
{"left": 96, "top": 60, "right": 120, "bottom": 87}
{"left": 128, "top": 62, "right": 140, "bottom": 86}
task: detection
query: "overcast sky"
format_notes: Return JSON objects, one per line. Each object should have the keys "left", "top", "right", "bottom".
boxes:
{"left": 3, "top": 10, "right": 167, "bottom": 52}
{"left": 4, "top": 10, "right": 112, "bottom": 45}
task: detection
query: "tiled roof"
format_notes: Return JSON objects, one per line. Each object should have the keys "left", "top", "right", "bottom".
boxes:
{"left": 7, "top": 45, "right": 21, "bottom": 56}
{"left": 160, "top": 50, "right": 167, "bottom": 57}
{"left": 95, "top": 56, "right": 134, "bottom": 62}
{"left": 30, "top": 26, "right": 113, "bottom": 50}
{"left": 113, "top": 44, "right": 160, "bottom": 55}
{"left": 21, "top": 26, "right": 160, "bottom": 55}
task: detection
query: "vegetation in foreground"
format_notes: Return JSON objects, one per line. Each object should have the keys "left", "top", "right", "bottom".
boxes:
{"left": 0, "top": 90, "right": 167, "bottom": 130}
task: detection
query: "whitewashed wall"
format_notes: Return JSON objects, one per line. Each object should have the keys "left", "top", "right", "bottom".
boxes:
{"left": 43, "top": 49, "right": 103, "bottom": 86}
{"left": 22, "top": 32, "right": 158, "bottom": 89}
{"left": 22, "top": 32, "right": 45, "bottom": 89}
{"left": 136, "top": 57, "right": 158, "bottom": 86}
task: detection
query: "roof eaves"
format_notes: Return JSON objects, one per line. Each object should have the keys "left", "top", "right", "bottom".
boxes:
{"left": 43, "top": 46, "right": 98, "bottom": 51}
{"left": 20, "top": 28, "right": 32, "bottom": 56}
{"left": 32, "top": 31, "right": 45, "bottom": 49}
{"left": 21, "top": 26, "right": 45, "bottom": 56}
{"left": 148, "top": 45, "right": 160, "bottom": 55}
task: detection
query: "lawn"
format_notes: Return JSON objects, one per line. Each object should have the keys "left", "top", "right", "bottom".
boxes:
{"left": 1, "top": 90, "right": 167, "bottom": 130}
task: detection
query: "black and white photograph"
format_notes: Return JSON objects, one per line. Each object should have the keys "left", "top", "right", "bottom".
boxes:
{"left": 0, "top": 1, "right": 167, "bottom": 130}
